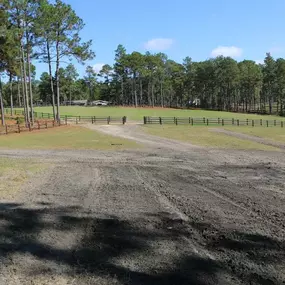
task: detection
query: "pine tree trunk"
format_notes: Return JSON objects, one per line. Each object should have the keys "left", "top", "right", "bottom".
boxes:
{"left": 121, "top": 78, "right": 124, "bottom": 105}
{"left": 160, "top": 81, "right": 164, "bottom": 108}
{"left": 27, "top": 48, "right": 34, "bottom": 124}
{"left": 140, "top": 79, "right": 143, "bottom": 106}
{"left": 269, "top": 92, "right": 272, "bottom": 114}
{"left": 133, "top": 74, "right": 138, "bottom": 108}
{"left": 17, "top": 77, "right": 21, "bottom": 107}
{"left": 21, "top": 43, "right": 30, "bottom": 124}
{"left": 20, "top": 60, "right": 28, "bottom": 123}
{"left": 0, "top": 76, "right": 5, "bottom": 126}
{"left": 55, "top": 36, "right": 61, "bottom": 121}
{"left": 151, "top": 81, "right": 154, "bottom": 108}
{"left": 9, "top": 75, "right": 13, "bottom": 116}
{"left": 47, "top": 40, "right": 56, "bottom": 120}
{"left": 69, "top": 85, "right": 72, "bottom": 106}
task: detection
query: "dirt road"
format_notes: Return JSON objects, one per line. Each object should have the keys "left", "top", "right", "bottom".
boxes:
{"left": 0, "top": 126, "right": 284, "bottom": 285}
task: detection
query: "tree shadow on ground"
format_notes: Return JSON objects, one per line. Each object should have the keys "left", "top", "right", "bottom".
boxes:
{"left": 0, "top": 203, "right": 283, "bottom": 285}
{"left": 189, "top": 220, "right": 285, "bottom": 285}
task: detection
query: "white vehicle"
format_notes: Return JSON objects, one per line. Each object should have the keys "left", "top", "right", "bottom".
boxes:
{"left": 91, "top": 100, "right": 109, "bottom": 106}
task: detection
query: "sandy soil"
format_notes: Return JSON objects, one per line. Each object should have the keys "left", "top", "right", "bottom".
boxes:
{"left": 0, "top": 125, "right": 284, "bottom": 285}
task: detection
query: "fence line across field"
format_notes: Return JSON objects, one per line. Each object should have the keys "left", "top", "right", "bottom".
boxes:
{"left": 0, "top": 120, "right": 63, "bottom": 136}
{"left": 143, "top": 116, "right": 285, "bottom": 127}
{"left": 3, "top": 109, "right": 127, "bottom": 125}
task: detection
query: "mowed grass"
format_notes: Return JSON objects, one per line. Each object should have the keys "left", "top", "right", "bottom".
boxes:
{"left": 0, "top": 126, "right": 140, "bottom": 150}
{"left": 14, "top": 106, "right": 285, "bottom": 121}
{"left": 143, "top": 125, "right": 279, "bottom": 151}
{"left": 224, "top": 126, "right": 285, "bottom": 143}
{"left": 0, "top": 158, "right": 47, "bottom": 199}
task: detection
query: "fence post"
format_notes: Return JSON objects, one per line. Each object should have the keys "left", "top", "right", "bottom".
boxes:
{"left": 206, "top": 119, "right": 209, "bottom": 126}
{"left": 18, "top": 124, "right": 20, "bottom": 133}
{"left": 5, "top": 125, "right": 8, "bottom": 135}
{"left": 260, "top": 119, "right": 262, "bottom": 126}
{"left": 175, "top": 117, "right": 178, "bottom": 125}
{"left": 246, "top": 118, "right": 249, "bottom": 126}
{"left": 123, "top": 116, "right": 126, "bottom": 125}
{"left": 274, "top": 120, "right": 276, "bottom": 126}
{"left": 232, "top": 118, "right": 234, "bottom": 125}
{"left": 191, "top": 118, "right": 194, "bottom": 126}
{"left": 203, "top": 117, "right": 205, "bottom": 124}
{"left": 42, "top": 112, "right": 44, "bottom": 118}
{"left": 107, "top": 116, "right": 111, "bottom": 125}
{"left": 76, "top": 117, "right": 78, "bottom": 124}
{"left": 281, "top": 121, "right": 284, "bottom": 128}
{"left": 222, "top": 119, "right": 224, "bottom": 126}
{"left": 143, "top": 116, "right": 147, "bottom": 124}
{"left": 266, "top": 120, "right": 269, "bottom": 127}
{"left": 252, "top": 120, "right": 254, "bottom": 127}
{"left": 91, "top": 117, "right": 94, "bottom": 124}
{"left": 159, "top": 117, "right": 162, "bottom": 125}
{"left": 237, "top": 119, "right": 239, "bottom": 126}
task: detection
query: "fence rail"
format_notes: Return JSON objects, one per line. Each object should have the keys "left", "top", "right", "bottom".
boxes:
{"left": 143, "top": 116, "right": 285, "bottom": 128}
{"left": 3, "top": 109, "right": 127, "bottom": 125}
{"left": 0, "top": 120, "right": 63, "bottom": 136}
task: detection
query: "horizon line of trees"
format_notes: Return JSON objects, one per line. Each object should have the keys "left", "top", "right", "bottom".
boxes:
{"left": 3, "top": 48, "right": 284, "bottom": 116}
{"left": 96, "top": 48, "right": 285, "bottom": 115}
{"left": 0, "top": 0, "right": 94, "bottom": 126}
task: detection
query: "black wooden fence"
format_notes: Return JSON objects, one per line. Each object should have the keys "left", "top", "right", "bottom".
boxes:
{"left": 0, "top": 120, "right": 62, "bottom": 135}
{"left": 143, "top": 116, "right": 285, "bottom": 128}
{"left": 4, "top": 109, "right": 127, "bottom": 125}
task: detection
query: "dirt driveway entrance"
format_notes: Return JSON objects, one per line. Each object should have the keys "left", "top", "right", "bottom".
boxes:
{"left": 0, "top": 126, "right": 284, "bottom": 285}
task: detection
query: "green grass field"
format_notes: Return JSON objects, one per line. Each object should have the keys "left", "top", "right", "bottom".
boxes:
{"left": 224, "top": 126, "right": 285, "bottom": 143}
{"left": 14, "top": 106, "right": 285, "bottom": 121}
{"left": 142, "top": 125, "right": 280, "bottom": 151}
{"left": 0, "top": 126, "right": 140, "bottom": 150}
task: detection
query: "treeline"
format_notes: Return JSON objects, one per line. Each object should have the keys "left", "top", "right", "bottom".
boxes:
{"left": 6, "top": 46, "right": 284, "bottom": 116}
{"left": 0, "top": 0, "right": 94, "bottom": 125}
{"left": 97, "top": 48, "right": 285, "bottom": 115}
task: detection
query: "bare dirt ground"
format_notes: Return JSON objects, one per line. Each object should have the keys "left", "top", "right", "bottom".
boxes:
{"left": 0, "top": 125, "right": 285, "bottom": 285}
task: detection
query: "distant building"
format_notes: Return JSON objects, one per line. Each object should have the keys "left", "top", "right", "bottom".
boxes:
{"left": 90, "top": 100, "right": 109, "bottom": 106}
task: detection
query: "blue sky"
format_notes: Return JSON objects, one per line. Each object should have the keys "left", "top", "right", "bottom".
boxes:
{"left": 35, "top": 0, "right": 285, "bottom": 78}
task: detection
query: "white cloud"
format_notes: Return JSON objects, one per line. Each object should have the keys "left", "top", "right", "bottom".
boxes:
{"left": 255, "top": 59, "right": 264, "bottom": 65}
{"left": 93, "top": 63, "right": 105, "bottom": 73}
{"left": 144, "top": 38, "right": 174, "bottom": 51}
{"left": 211, "top": 46, "right": 243, "bottom": 58}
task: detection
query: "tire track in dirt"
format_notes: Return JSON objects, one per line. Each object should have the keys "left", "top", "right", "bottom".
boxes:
{"left": 212, "top": 128, "right": 285, "bottom": 150}
{"left": 85, "top": 124, "right": 201, "bottom": 151}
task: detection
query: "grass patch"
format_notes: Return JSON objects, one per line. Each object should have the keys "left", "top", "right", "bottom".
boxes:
{"left": 143, "top": 125, "right": 279, "bottom": 151}
{"left": 13, "top": 106, "right": 285, "bottom": 121}
{"left": 224, "top": 126, "right": 285, "bottom": 143}
{"left": 0, "top": 126, "right": 140, "bottom": 150}
{"left": 0, "top": 158, "right": 47, "bottom": 199}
